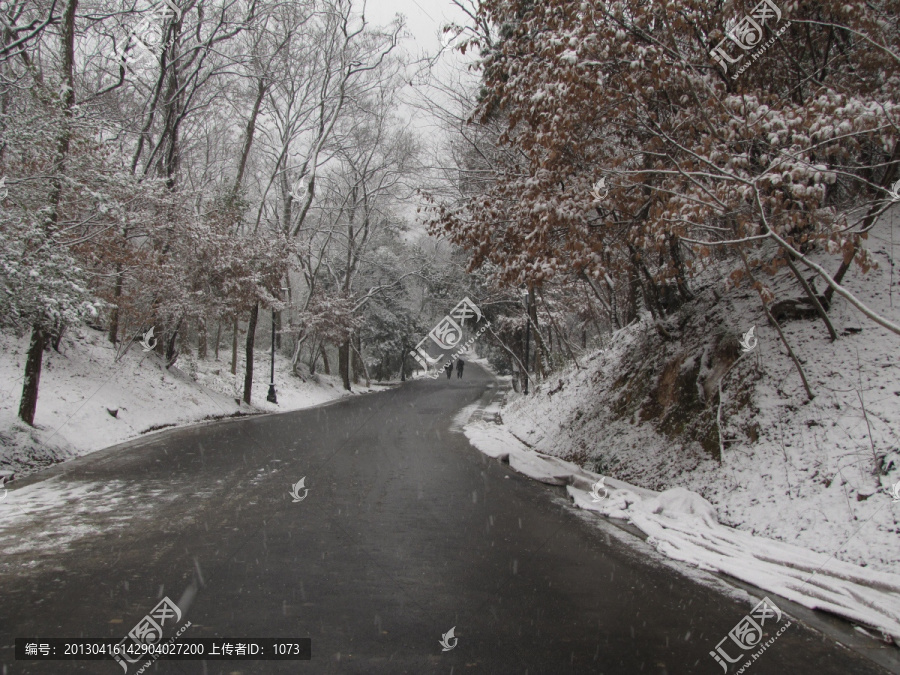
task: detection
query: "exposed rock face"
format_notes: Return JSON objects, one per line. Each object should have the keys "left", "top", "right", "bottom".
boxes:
{"left": 607, "top": 299, "right": 756, "bottom": 461}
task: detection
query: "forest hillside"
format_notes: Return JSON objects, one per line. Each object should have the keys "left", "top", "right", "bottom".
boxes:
{"left": 498, "top": 211, "right": 900, "bottom": 575}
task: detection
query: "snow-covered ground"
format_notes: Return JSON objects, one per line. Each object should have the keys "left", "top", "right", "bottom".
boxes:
{"left": 0, "top": 326, "right": 383, "bottom": 480}
{"left": 462, "top": 212, "right": 900, "bottom": 641}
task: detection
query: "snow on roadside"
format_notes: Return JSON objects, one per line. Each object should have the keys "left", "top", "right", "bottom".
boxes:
{"left": 0, "top": 478, "right": 154, "bottom": 560}
{"left": 463, "top": 418, "right": 900, "bottom": 642}
{"left": 0, "top": 326, "right": 386, "bottom": 571}
{"left": 0, "top": 326, "right": 380, "bottom": 480}
{"left": 488, "top": 213, "right": 900, "bottom": 581}
{"left": 458, "top": 211, "right": 900, "bottom": 641}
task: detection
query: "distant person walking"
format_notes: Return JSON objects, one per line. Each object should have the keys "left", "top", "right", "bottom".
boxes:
{"left": 445, "top": 362, "right": 453, "bottom": 379}
{"left": 456, "top": 359, "right": 465, "bottom": 379}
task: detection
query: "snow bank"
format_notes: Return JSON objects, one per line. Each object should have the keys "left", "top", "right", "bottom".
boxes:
{"left": 465, "top": 418, "right": 900, "bottom": 642}
{"left": 0, "top": 327, "right": 380, "bottom": 480}
{"left": 493, "top": 212, "right": 900, "bottom": 583}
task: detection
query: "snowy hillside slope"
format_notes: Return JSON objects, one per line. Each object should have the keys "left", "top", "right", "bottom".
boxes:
{"left": 499, "top": 210, "right": 900, "bottom": 575}
{"left": 0, "top": 325, "right": 378, "bottom": 480}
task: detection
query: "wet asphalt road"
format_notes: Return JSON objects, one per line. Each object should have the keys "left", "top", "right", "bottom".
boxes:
{"left": 0, "top": 363, "right": 894, "bottom": 674}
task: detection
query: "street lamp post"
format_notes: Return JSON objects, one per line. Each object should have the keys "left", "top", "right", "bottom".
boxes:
{"left": 266, "top": 309, "right": 277, "bottom": 403}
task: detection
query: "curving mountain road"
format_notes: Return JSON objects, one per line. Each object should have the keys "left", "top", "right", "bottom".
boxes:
{"left": 0, "top": 363, "right": 894, "bottom": 674}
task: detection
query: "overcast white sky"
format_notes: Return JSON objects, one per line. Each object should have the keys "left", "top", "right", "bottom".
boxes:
{"left": 358, "top": 0, "right": 480, "bottom": 226}
{"left": 365, "top": 0, "right": 465, "bottom": 52}
{"left": 364, "top": 0, "right": 478, "bottom": 111}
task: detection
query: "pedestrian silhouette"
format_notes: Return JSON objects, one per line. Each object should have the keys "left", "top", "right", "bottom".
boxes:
{"left": 445, "top": 362, "right": 453, "bottom": 379}
{"left": 456, "top": 359, "right": 465, "bottom": 379}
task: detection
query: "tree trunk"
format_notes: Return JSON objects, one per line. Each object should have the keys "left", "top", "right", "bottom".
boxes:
{"left": 165, "top": 316, "right": 183, "bottom": 366}
{"left": 668, "top": 234, "right": 693, "bottom": 302}
{"left": 197, "top": 316, "right": 207, "bottom": 359}
{"left": 624, "top": 265, "right": 639, "bottom": 324}
{"left": 527, "top": 285, "right": 549, "bottom": 378}
{"left": 108, "top": 262, "right": 123, "bottom": 344}
{"left": 539, "top": 287, "right": 580, "bottom": 368}
{"left": 19, "top": 0, "right": 76, "bottom": 424}
{"left": 232, "top": 78, "right": 268, "bottom": 199}
{"left": 45, "top": 0, "right": 77, "bottom": 228}
{"left": 822, "top": 140, "right": 900, "bottom": 307}
{"left": 156, "top": 32, "right": 184, "bottom": 190}
{"left": 822, "top": 240, "right": 866, "bottom": 310}
{"left": 510, "top": 360, "right": 521, "bottom": 392}
{"left": 178, "top": 327, "right": 190, "bottom": 358}
{"left": 608, "top": 278, "right": 620, "bottom": 330}
{"left": 338, "top": 340, "right": 351, "bottom": 391}
{"left": 783, "top": 250, "right": 837, "bottom": 341}
{"left": 18, "top": 325, "right": 46, "bottom": 425}
{"left": 308, "top": 340, "right": 318, "bottom": 375}
{"left": 352, "top": 335, "right": 370, "bottom": 387}
{"left": 231, "top": 316, "right": 239, "bottom": 375}
{"left": 629, "top": 245, "right": 661, "bottom": 318}
{"left": 321, "top": 347, "right": 331, "bottom": 375}
{"left": 243, "top": 303, "right": 259, "bottom": 404}
{"left": 290, "top": 336, "right": 305, "bottom": 377}
{"left": 51, "top": 321, "right": 65, "bottom": 352}
{"left": 214, "top": 320, "right": 221, "bottom": 360}
{"left": 351, "top": 334, "right": 362, "bottom": 384}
